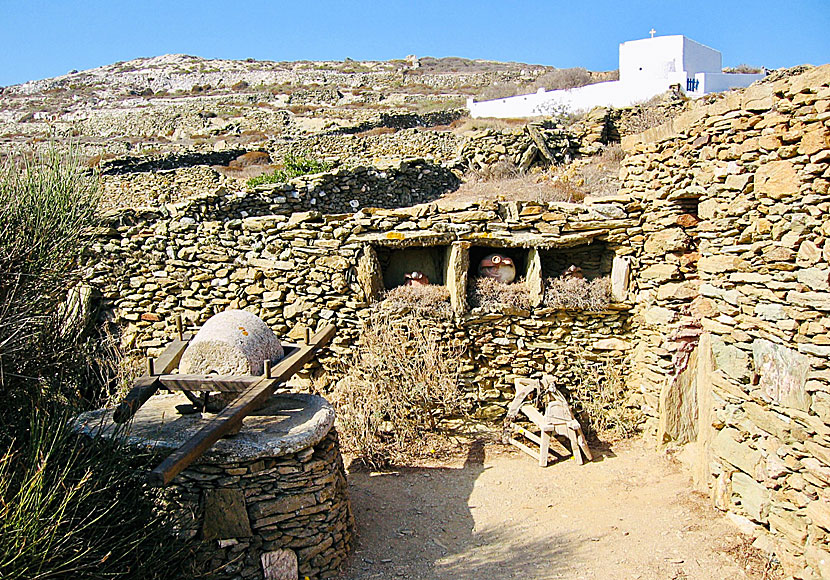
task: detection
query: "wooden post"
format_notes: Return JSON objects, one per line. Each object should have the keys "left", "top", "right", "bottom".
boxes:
{"left": 176, "top": 314, "right": 183, "bottom": 341}
{"left": 303, "top": 327, "right": 310, "bottom": 345}
{"left": 263, "top": 359, "right": 272, "bottom": 379}
{"left": 146, "top": 357, "right": 155, "bottom": 376}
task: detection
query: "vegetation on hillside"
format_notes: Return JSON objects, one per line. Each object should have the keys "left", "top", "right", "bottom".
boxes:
{"left": 246, "top": 151, "right": 332, "bottom": 188}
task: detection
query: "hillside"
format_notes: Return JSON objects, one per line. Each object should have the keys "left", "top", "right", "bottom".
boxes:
{"left": 0, "top": 54, "right": 617, "bottom": 159}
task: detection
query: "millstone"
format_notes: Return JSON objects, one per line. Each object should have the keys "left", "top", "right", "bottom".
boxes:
{"left": 180, "top": 309, "right": 284, "bottom": 376}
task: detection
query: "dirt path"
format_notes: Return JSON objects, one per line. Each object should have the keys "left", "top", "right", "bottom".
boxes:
{"left": 341, "top": 437, "right": 773, "bottom": 580}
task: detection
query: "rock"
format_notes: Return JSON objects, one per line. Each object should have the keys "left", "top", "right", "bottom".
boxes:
{"left": 797, "top": 240, "right": 821, "bottom": 264}
{"left": 611, "top": 256, "right": 630, "bottom": 302}
{"left": 203, "top": 488, "right": 252, "bottom": 540}
{"left": 657, "top": 281, "right": 700, "bottom": 301}
{"left": 752, "top": 339, "right": 811, "bottom": 411}
{"left": 712, "top": 427, "right": 762, "bottom": 477}
{"left": 261, "top": 550, "right": 298, "bottom": 580}
{"left": 754, "top": 161, "right": 800, "bottom": 200}
{"left": 644, "top": 306, "right": 676, "bottom": 326}
{"left": 806, "top": 499, "right": 830, "bottom": 531}
{"left": 641, "top": 263, "right": 679, "bottom": 281}
{"left": 787, "top": 291, "right": 830, "bottom": 311}
{"left": 712, "top": 340, "right": 750, "bottom": 382}
{"left": 797, "top": 267, "right": 830, "bottom": 291}
{"left": 644, "top": 228, "right": 691, "bottom": 254}
{"left": 753, "top": 303, "right": 787, "bottom": 321}
{"left": 731, "top": 472, "right": 770, "bottom": 523}
{"left": 699, "top": 255, "right": 749, "bottom": 274}
{"left": 593, "top": 338, "right": 631, "bottom": 351}
{"left": 179, "top": 309, "right": 284, "bottom": 375}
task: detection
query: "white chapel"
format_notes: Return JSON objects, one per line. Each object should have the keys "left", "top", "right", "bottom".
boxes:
{"left": 468, "top": 34, "right": 765, "bottom": 118}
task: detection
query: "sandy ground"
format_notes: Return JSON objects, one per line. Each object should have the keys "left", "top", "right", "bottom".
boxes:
{"left": 340, "top": 437, "right": 778, "bottom": 580}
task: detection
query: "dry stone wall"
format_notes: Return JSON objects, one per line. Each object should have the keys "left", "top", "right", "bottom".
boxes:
{"left": 621, "top": 65, "right": 830, "bottom": 579}
{"left": 456, "top": 122, "right": 579, "bottom": 171}
{"left": 100, "top": 158, "right": 459, "bottom": 215}
{"left": 86, "top": 195, "right": 640, "bottom": 418}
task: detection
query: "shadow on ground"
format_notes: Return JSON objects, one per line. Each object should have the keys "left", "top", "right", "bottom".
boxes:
{"left": 341, "top": 441, "right": 574, "bottom": 580}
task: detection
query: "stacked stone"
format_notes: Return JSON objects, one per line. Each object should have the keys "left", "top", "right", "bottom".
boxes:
{"left": 455, "top": 122, "right": 579, "bottom": 171}
{"left": 621, "top": 65, "right": 830, "bottom": 578}
{"left": 164, "top": 428, "right": 353, "bottom": 580}
{"left": 85, "top": 195, "right": 639, "bottom": 418}
{"left": 101, "top": 165, "right": 227, "bottom": 208}
{"left": 245, "top": 158, "right": 460, "bottom": 216}
{"left": 266, "top": 129, "right": 460, "bottom": 166}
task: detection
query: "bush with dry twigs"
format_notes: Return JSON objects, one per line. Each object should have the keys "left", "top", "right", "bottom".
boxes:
{"left": 544, "top": 276, "right": 611, "bottom": 311}
{"left": 468, "top": 277, "right": 532, "bottom": 311}
{"left": 377, "top": 284, "right": 453, "bottom": 319}
{"left": 331, "top": 311, "right": 466, "bottom": 467}
{"left": 565, "top": 352, "right": 639, "bottom": 440}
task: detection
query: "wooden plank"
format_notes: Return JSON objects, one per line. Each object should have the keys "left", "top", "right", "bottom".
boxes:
{"left": 520, "top": 404, "right": 549, "bottom": 428}
{"left": 509, "top": 437, "right": 541, "bottom": 462}
{"left": 516, "top": 425, "right": 569, "bottom": 457}
{"left": 149, "top": 324, "right": 336, "bottom": 486}
{"left": 113, "top": 336, "right": 191, "bottom": 423}
{"left": 159, "top": 375, "right": 262, "bottom": 392}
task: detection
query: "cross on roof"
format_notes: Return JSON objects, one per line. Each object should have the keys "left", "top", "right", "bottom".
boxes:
{"left": 649, "top": 28, "right": 656, "bottom": 38}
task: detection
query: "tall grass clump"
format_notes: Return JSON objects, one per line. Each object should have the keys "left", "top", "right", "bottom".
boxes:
{"left": 0, "top": 414, "right": 191, "bottom": 579}
{"left": 467, "top": 277, "right": 532, "bottom": 311}
{"left": 0, "top": 148, "right": 100, "bottom": 439}
{"left": 332, "top": 312, "right": 466, "bottom": 467}
{"left": 246, "top": 151, "right": 332, "bottom": 188}
{"left": 566, "top": 354, "right": 639, "bottom": 440}
{"left": 0, "top": 148, "right": 192, "bottom": 579}
{"left": 544, "top": 276, "right": 611, "bottom": 311}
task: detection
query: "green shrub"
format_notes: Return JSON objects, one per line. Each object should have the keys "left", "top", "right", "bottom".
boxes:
{"left": 0, "top": 148, "right": 100, "bottom": 439}
{"left": 0, "top": 413, "right": 191, "bottom": 580}
{"left": 246, "top": 152, "right": 332, "bottom": 188}
{"left": 0, "top": 148, "right": 192, "bottom": 579}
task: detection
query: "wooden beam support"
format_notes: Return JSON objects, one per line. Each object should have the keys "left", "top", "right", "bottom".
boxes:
{"left": 113, "top": 335, "right": 191, "bottom": 423}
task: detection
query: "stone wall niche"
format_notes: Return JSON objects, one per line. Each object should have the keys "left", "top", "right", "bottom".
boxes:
{"left": 375, "top": 245, "right": 449, "bottom": 289}
{"left": 539, "top": 241, "right": 613, "bottom": 281}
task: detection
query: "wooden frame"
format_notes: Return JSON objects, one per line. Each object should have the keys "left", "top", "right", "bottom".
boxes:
{"left": 112, "top": 320, "right": 337, "bottom": 486}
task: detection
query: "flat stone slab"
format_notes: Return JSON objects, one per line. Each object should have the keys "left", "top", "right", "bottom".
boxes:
{"left": 73, "top": 393, "right": 334, "bottom": 463}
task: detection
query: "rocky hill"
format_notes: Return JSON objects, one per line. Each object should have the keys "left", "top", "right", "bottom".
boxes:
{"left": 0, "top": 54, "right": 620, "bottom": 158}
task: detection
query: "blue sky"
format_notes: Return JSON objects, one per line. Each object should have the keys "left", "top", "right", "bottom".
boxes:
{"left": 1, "top": 0, "right": 827, "bottom": 87}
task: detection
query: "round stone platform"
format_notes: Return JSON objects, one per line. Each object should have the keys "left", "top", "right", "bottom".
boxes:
{"left": 75, "top": 392, "right": 335, "bottom": 462}
{"left": 74, "top": 393, "right": 354, "bottom": 580}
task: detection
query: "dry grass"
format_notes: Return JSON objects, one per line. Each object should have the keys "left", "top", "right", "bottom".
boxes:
{"left": 544, "top": 276, "right": 611, "bottom": 311}
{"left": 566, "top": 353, "right": 639, "bottom": 440}
{"left": 468, "top": 277, "right": 532, "bottom": 311}
{"left": 377, "top": 284, "right": 453, "bottom": 319}
{"left": 228, "top": 150, "right": 271, "bottom": 168}
{"left": 446, "top": 161, "right": 585, "bottom": 204}
{"left": 546, "top": 143, "right": 623, "bottom": 198}
{"left": 331, "top": 312, "right": 466, "bottom": 468}
{"left": 720, "top": 535, "right": 784, "bottom": 580}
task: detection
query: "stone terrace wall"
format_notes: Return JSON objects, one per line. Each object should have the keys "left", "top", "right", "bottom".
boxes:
{"left": 86, "top": 196, "right": 640, "bottom": 419}
{"left": 101, "top": 158, "right": 459, "bottom": 215}
{"left": 621, "top": 65, "right": 830, "bottom": 578}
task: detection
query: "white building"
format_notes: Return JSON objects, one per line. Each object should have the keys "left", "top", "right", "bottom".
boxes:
{"left": 467, "top": 34, "right": 765, "bottom": 118}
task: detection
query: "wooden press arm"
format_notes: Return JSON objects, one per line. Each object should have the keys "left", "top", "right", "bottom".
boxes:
{"left": 113, "top": 336, "right": 191, "bottom": 423}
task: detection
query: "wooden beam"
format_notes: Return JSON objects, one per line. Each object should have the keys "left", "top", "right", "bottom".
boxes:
{"left": 148, "top": 324, "right": 336, "bottom": 486}
{"left": 158, "top": 375, "right": 263, "bottom": 392}
{"left": 113, "top": 335, "right": 191, "bottom": 423}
